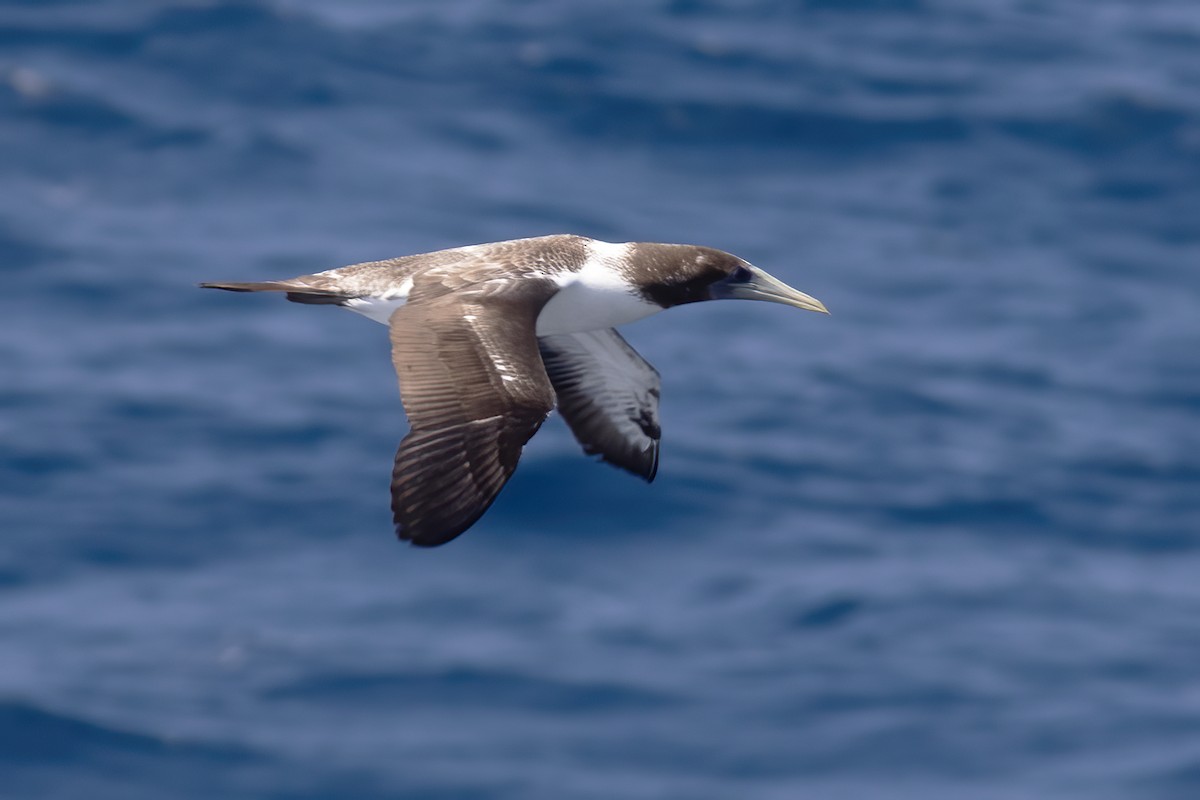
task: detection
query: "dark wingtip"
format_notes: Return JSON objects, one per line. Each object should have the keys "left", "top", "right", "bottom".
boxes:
{"left": 394, "top": 522, "right": 423, "bottom": 546}
{"left": 394, "top": 521, "right": 461, "bottom": 548}
{"left": 596, "top": 451, "right": 659, "bottom": 483}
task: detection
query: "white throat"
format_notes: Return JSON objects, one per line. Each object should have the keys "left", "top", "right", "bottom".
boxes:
{"left": 535, "top": 241, "right": 661, "bottom": 336}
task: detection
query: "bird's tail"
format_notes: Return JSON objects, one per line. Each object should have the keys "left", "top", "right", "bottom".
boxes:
{"left": 199, "top": 281, "right": 349, "bottom": 305}
{"left": 200, "top": 280, "right": 295, "bottom": 293}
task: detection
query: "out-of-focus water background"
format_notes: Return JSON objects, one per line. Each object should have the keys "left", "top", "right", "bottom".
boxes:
{"left": 3, "top": 1, "right": 1199, "bottom": 797}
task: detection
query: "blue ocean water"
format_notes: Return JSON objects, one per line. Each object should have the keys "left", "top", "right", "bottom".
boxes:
{"left": 3, "top": 0, "right": 1199, "bottom": 797}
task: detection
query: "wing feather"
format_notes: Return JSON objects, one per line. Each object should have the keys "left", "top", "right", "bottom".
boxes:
{"left": 389, "top": 285, "right": 556, "bottom": 546}
{"left": 538, "top": 329, "right": 662, "bottom": 482}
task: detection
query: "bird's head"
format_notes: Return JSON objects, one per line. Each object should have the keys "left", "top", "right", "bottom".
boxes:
{"left": 632, "top": 243, "right": 829, "bottom": 314}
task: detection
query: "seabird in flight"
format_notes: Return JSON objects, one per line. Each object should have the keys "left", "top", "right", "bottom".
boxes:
{"left": 201, "top": 234, "right": 828, "bottom": 546}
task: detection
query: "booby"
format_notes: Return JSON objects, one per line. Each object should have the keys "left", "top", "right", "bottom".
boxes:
{"left": 201, "top": 234, "right": 828, "bottom": 546}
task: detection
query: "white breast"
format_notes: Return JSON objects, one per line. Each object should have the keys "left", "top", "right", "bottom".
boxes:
{"left": 535, "top": 241, "right": 661, "bottom": 336}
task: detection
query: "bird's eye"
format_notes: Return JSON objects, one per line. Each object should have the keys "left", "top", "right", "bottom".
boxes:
{"left": 731, "top": 266, "right": 753, "bottom": 282}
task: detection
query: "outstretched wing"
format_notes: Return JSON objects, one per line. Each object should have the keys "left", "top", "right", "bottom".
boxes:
{"left": 388, "top": 284, "right": 556, "bottom": 546}
{"left": 538, "top": 329, "right": 662, "bottom": 482}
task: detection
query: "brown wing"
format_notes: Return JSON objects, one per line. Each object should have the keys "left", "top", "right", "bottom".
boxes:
{"left": 538, "top": 329, "right": 662, "bottom": 482}
{"left": 388, "top": 284, "right": 557, "bottom": 546}
{"left": 201, "top": 235, "right": 591, "bottom": 305}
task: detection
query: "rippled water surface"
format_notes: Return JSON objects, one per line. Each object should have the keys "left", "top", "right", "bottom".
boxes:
{"left": 3, "top": 1, "right": 1200, "bottom": 797}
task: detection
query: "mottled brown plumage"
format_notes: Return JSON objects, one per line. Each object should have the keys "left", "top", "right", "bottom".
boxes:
{"left": 203, "top": 236, "right": 590, "bottom": 300}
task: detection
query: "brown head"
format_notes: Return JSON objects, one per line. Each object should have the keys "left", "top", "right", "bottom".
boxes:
{"left": 626, "top": 243, "right": 829, "bottom": 313}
